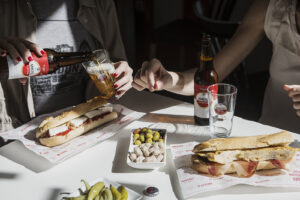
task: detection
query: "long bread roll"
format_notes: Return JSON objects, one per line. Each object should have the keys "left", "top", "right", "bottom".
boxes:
{"left": 36, "top": 96, "right": 118, "bottom": 147}
{"left": 39, "top": 112, "right": 117, "bottom": 147}
{"left": 193, "top": 131, "right": 293, "bottom": 152}
{"left": 37, "top": 96, "right": 107, "bottom": 138}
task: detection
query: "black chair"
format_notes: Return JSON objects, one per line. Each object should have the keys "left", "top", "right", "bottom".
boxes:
{"left": 149, "top": 0, "right": 248, "bottom": 88}
{"left": 194, "top": 0, "right": 249, "bottom": 88}
{"left": 149, "top": 0, "right": 269, "bottom": 121}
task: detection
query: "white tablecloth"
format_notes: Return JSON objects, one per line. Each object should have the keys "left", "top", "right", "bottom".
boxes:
{"left": 1, "top": 89, "right": 300, "bottom": 200}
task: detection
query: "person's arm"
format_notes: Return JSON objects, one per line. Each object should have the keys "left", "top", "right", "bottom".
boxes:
{"left": 166, "top": 68, "right": 196, "bottom": 95}
{"left": 214, "top": 0, "right": 268, "bottom": 81}
{"left": 133, "top": 0, "right": 269, "bottom": 95}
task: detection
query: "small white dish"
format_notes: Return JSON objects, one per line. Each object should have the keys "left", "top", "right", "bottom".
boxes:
{"left": 62, "top": 177, "right": 142, "bottom": 200}
{"left": 127, "top": 128, "right": 167, "bottom": 169}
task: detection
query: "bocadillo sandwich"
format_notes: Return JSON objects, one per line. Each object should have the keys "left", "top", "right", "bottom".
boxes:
{"left": 36, "top": 96, "right": 118, "bottom": 147}
{"left": 191, "top": 131, "right": 297, "bottom": 177}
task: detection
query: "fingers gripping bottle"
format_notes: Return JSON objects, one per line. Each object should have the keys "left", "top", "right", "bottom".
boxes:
{"left": 194, "top": 34, "right": 218, "bottom": 125}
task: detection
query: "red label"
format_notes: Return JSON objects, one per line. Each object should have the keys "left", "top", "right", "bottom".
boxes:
{"left": 214, "top": 103, "right": 227, "bottom": 115}
{"left": 22, "top": 53, "right": 49, "bottom": 76}
{"left": 194, "top": 83, "right": 218, "bottom": 118}
{"left": 208, "top": 84, "right": 218, "bottom": 101}
{"left": 194, "top": 84, "right": 209, "bottom": 107}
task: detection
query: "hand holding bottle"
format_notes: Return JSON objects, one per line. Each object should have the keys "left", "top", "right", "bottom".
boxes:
{"left": 0, "top": 37, "right": 45, "bottom": 84}
{"left": 0, "top": 37, "right": 44, "bottom": 63}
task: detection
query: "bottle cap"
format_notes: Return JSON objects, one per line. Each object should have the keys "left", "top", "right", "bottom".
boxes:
{"left": 143, "top": 186, "right": 159, "bottom": 197}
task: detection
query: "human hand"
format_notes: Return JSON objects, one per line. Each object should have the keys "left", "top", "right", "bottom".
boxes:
{"left": 0, "top": 37, "right": 44, "bottom": 85}
{"left": 284, "top": 84, "right": 300, "bottom": 117}
{"left": 113, "top": 61, "right": 133, "bottom": 98}
{"left": 132, "top": 58, "right": 173, "bottom": 92}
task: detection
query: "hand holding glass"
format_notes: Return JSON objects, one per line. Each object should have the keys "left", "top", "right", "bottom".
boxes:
{"left": 82, "top": 50, "right": 116, "bottom": 99}
{"left": 208, "top": 83, "right": 237, "bottom": 138}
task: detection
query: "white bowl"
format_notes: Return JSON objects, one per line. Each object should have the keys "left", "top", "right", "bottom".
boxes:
{"left": 127, "top": 128, "right": 167, "bottom": 169}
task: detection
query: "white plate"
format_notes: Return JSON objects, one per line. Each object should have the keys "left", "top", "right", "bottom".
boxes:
{"left": 127, "top": 128, "right": 167, "bottom": 169}
{"left": 62, "top": 177, "right": 142, "bottom": 200}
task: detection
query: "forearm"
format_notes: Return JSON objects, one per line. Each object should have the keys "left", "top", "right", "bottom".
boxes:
{"left": 214, "top": 25, "right": 265, "bottom": 81}
{"left": 214, "top": 0, "right": 268, "bottom": 81}
{"left": 165, "top": 68, "right": 196, "bottom": 96}
{"left": 163, "top": 22, "right": 265, "bottom": 95}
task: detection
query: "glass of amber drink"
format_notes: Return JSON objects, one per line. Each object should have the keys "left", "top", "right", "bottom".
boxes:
{"left": 82, "top": 49, "right": 116, "bottom": 99}
{"left": 208, "top": 83, "right": 237, "bottom": 138}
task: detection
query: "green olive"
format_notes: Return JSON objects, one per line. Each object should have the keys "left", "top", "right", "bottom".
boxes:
{"left": 154, "top": 131, "right": 160, "bottom": 137}
{"left": 146, "top": 133, "right": 153, "bottom": 139}
{"left": 133, "top": 133, "right": 140, "bottom": 140}
{"left": 153, "top": 135, "right": 160, "bottom": 141}
{"left": 142, "top": 128, "right": 148, "bottom": 132}
{"left": 135, "top": 140, "right": 142, "bottom": 145}
{"left": 147, "top": 129, "right": 153, "bottom": 134}
{"left": 159, "top": 138, "right": 164, "bottom": 143}
{"left": 140, "top": 135, "right": 145, "bottom": 142}
{"left": 146, "top": 138, "right": 153, "bottom": 144}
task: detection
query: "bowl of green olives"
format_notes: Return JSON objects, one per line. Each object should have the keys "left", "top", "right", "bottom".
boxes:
{"left": 127, "top": 128, "right": 167, "bottom": 169}
{"left": 132, "top": 128, "right": 165, "bottom": 145}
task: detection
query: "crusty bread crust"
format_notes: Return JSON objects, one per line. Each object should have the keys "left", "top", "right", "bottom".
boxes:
{"left": 37, "top": 96, "right": 107, "bottom": 138}
{"left": 193, "top": 131, "right": 293, "bottom": 152}
{"left": 197, "top": 146, "right": 296, "bottom": 164}
{"left": 39, "top": 112, "right": 118, "bottom": 147}
{"left": 191, "top": 155, "right": 277, "bottom": 175}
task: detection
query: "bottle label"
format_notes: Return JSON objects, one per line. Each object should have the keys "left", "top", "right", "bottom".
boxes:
{"left": 7, "top": 53, "right": 49, "bottom": 79}
{"left": 194, "top": 83, "right": 218, "bottom": 118}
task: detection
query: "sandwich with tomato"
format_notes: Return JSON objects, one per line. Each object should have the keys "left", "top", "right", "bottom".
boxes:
{"left": 36, "top": 96, "right": 118, "bottom": 147}
{"left": 191, "top": 131, "right": 297, "bottom": 177}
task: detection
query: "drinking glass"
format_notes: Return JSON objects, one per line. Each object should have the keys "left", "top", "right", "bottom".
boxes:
{"left": 208, "top": 83, "right": 237, "bottom": 138}
{"left": 82, "top": 49, "right": 116, "bottom": 99}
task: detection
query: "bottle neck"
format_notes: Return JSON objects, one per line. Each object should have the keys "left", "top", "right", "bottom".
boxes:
{"left": 56, "top": 53, "right": 92, "bottom": 67}
{"left": 47, "top": 50, "right": 93, "bottom": 71}
{"left": 199, "top": 44, "right": 214, "bottom": 71}
{"left": 44, "top": 48, "right": 92, "bottom": 57}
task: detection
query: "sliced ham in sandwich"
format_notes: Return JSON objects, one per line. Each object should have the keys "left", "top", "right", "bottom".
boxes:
{"left": 191, "top": 131, "right": 297, "bottom": 177}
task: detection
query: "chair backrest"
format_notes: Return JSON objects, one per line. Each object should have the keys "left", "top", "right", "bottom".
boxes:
{"left": 194, "top": 0, "right": 240, "bottom": 56}
{"left": 195, "top": 0, "right": 237, "bottom": 20}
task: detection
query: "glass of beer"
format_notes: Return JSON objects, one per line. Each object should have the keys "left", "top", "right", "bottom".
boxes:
{"left": 82, "top": 49, "right": 116, "bottom": 99}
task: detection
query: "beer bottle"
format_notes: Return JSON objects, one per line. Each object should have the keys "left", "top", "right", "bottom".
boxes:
{"left": 0, "top": 49, "right": 93, "bottom": 80}
{"left": 194, "top": 34, "right": 218, "bottom": 125}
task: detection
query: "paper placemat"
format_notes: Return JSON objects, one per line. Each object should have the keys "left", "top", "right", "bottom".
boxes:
{"left": 170, "top": 142, "right": 300, "bottom": 199}
{"left": 0, "top": 104, "right": 144, "bottom": 163}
